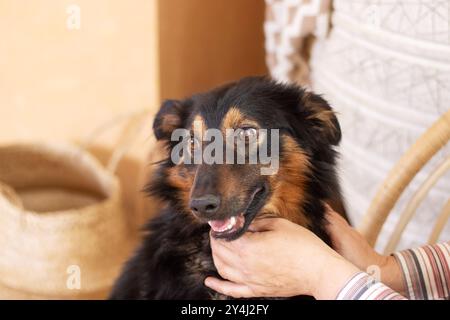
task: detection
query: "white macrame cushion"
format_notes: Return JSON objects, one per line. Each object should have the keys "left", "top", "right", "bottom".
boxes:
{"left": 309, "top": 0, "right": 450, "bottom": 251}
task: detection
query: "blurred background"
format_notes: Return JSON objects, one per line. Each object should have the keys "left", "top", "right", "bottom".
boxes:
{"left": 0, "top": 0, "right": 267, "bottom": 152}
{"left": 0, "top": 0, "right": 448, "bottom": 299}
{"left": 0, "top": 0, "right": 267, "bottom": 299}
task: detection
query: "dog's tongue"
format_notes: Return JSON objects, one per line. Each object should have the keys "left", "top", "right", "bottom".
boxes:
{"left": 208, "top": 216, "right": 236, "bottom": 233}
{"left": 208, "top": 215, "right": 244, "bottom": 233}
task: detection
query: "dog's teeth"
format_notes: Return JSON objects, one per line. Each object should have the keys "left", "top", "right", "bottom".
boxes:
{"left": 225, "top": 216, "right": 237, "bottom": 231}
{"left": 208, "top": 216, "right": 237, "bottom": 233}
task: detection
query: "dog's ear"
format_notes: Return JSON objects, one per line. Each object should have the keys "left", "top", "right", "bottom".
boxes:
{"left": 300, "top": 92, "right": 341, "bottom": 146}
{"left": 153, "top": 99, "right": 188, "bottom": 141}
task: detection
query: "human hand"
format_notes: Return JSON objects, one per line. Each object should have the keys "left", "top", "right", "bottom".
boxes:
{"left": 205, "top": 217, "right": 360, "bottom": 299}
{"left": 325, "top": 206, "right": 405, "bottom": 294}
{"left": 325, "top": 205, "right": 387, "bottom": 271}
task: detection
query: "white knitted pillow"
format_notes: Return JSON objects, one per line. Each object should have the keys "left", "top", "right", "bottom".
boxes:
{"left": 309, "top": 0, "right": 450, "bottom": 251}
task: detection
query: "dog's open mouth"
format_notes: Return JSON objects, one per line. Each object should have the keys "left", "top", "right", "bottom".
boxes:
{"left": 208, "top": 215, "right": 245, "bottom": 234}
{"left": 208, "top": 185, "right": 269, "bottom": 240}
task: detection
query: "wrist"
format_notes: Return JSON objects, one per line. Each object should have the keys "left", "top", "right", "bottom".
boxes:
{"left": 378, "top": 255, "right": 406, "bottom": 295}
{"left": 313, "top": 253, "right": 361, "bottom": 300}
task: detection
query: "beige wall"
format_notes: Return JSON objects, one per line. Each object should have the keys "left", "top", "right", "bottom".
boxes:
{"left": 0, "top": 0, "right": 266, "bottom": 154}
{"left": 0, "top": 0, "right": 159, "bottom": 149}
{"left": 159, "top": 0, "right": 267, "bottom": 100}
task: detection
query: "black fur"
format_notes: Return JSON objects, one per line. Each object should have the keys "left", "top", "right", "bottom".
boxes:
{"left": 110, "top": 77, "right": 345, "bottom": 300}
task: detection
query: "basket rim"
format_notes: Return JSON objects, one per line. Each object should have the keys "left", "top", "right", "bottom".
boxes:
{"left": 0, "top": 142, "right": 139, "bottom": 297}
{"left": 0, "top": 141, "right": 122, "bottom": 224}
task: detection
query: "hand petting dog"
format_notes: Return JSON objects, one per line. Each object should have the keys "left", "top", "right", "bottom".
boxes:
{"left": 110, "top": 77, "right": 347, "bottom": 299}
{"left": 205, "top": 206, "right": 403, "bottom": 299}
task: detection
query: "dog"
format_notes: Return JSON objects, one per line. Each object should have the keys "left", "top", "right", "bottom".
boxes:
{"left": 110, "top": 76, "right": 346, "bottom": 299}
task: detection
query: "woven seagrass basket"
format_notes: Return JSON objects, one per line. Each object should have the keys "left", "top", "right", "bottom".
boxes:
{"left": 0, "top": 142, "right": 140, "bottom": 299}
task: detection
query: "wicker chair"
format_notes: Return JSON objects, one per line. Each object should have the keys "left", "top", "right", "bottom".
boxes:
{"left": 358, "top": 109, "right": 450, "bottom": 255}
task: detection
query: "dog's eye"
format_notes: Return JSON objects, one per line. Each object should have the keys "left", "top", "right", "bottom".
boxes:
{"left": 189, "top": 137, "right": 201, "bottom": 150}
{"left": 238, "top": 127, "right": 257, "bottom": 141}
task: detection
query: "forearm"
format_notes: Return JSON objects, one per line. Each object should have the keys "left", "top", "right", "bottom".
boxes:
{"left": 313, "top": 254, "right": 361, "bottom": 300}
{"left": 313, "top": 254, "right": 407, "bottom": 300}
{"left": 393, "top": 241, "right": 450, "bottom": 300}
{"left": 378, "top": 255, "right": 407, "bottom": 296}
{"left": 336, "top": 272, "right": 406, "bottom": 300}
{"left": 333, "top": 241, "right": 450, "bottom": 300}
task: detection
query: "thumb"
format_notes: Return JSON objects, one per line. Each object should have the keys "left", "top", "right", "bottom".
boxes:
{"left": 325, "top": 204, "right": 350, "bottom": 230}
{"left": 247, "top": 217, "right": 282, "bottom": 232}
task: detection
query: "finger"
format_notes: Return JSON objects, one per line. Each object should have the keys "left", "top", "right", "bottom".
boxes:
{"left": 209, "top": 243, "right": 230, "bottom": 267}
{"left": 325, "top": 206, "right": 349, "bottom": 230}
{"left": 211, "top": 254, "right": 247, "bottom": 284}
{"left": 324, "top": 203, "right": 337, "bottom": 218}
{"left": 248, "top": 217, "right": 281, "bottom": 232}
{"left": 216, "top": 264, "right": 245, "bottom": 283}
{"left": 325, "top": 204, "right": 347, "bottom": 224}
{"left": 324, "top": 205, "right": 358, "bottom": 251}
{"left": 210, "top": 232, "right": 250, "bottom": 253}
{"left": 210, "top": 234, "right": 240, "bottom": 257}
{"left": 204, "top": 277, "right": 255, "bottom": 298}
{"left": 209, "top": 245, "right": 247, "bottom": 281}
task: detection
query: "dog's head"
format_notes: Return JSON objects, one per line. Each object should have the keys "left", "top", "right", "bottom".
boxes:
{"left": 149, "top": 77, "right": 341, "bottom": 240}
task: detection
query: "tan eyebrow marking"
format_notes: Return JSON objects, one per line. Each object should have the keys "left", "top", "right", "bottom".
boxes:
{"left": 222, "top": 107, "right": 259, "bottom": 132}
{"left": 191, "top": 114, "right": 206, "bottom": 137}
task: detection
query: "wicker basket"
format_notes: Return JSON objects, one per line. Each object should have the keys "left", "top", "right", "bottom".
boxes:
{"left": 0, "top": 142, "right": 139, "bottom": 299}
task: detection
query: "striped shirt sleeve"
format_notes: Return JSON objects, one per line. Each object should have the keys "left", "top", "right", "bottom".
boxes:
{"left": 393, "top": 241, "right": 450, "bottom": 300}
{"left": 335, "top": 272, "right": 406, "bottom": 300}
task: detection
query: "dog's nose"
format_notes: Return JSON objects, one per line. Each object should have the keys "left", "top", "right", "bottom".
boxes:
{"left": 189, "top": 194, "right": 220, "bottom": 216}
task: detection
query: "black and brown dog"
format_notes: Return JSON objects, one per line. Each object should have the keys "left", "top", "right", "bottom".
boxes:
{"left": 110, "top": 76, "right": 346, "bottom": 299}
